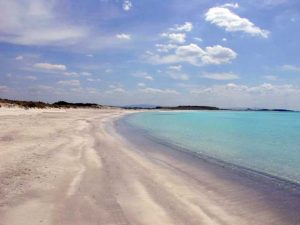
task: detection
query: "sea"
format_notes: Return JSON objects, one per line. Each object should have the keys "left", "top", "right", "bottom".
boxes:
{"left": 124, "top": 111, "right": 300, "bottom": 184}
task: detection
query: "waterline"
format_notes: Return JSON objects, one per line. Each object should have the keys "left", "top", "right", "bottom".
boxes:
{"left": 125, "top": 111, "right": 300, "bottom": 184}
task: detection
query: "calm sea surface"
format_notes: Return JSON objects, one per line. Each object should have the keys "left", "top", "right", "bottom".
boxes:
{"left": 126, "top": 111, "right": 300, "bottom": 184}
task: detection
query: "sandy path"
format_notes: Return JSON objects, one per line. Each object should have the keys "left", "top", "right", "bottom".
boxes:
{"left": 0, "top": 108, "right": 299, "bottom": 225}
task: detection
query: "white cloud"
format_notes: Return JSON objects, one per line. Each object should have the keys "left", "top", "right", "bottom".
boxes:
{"left": 189, "top": 83, "right": 300, "bottom": 109}
{"left": 109, "top": 84, "right": 117, "bottom": 89}
{"left": 169, "top": 72, "right": 189, "bottom": 81}
{"left": 170, "top": 22, "right": 193, "bottom": 32}
{"left": 168, "top": 65, "right": 182, "bottom": 71}
{"left": 123, "top": 0, "right": 132, "bottom": 11}
{"left": 194, "top": 37, "right": 203, "bottom": 42}
{"left": 264, "top": 75, "right": 277, "bottom": 81}
{"left": 137, "top": 82, "right": 146, "bottom": 87}
{"left": 132, "top": 72, "right": 154, "bottom": 80}
{"left": 140, "top": 88, "right": 178, "bottom": 95}
{"left": 63, "top": 72, "right": 79, "bottom": 77}
{"left": 155, "top": 43, "right": 178, "bottom": 53}
{"left": 87, "top": 78, "right": 101, "bottom": 82}
{"left": 106, "top": 87, "right": 126, "bottom": 94}
{"left": 167, "top": 65, "right": 189, "bottom": 80}
{"left": 116, "top": 33, "right": 131, "bottom": 40}
{"left": 0, "top": 0, "right": 88, "bottom": 46}
{"left": 190, "top": 83, "right": 299, "bottom": 95}
{"left": 34, "top": 63, "right": 67, "bottom": 71}
{"left": 57, "top": 79, "right": 80, "bottom": 86}
{"left": 220, "top": 3, "right": 239, "bottom": 9}
{"left": 203, "top": 45, "right": 237, "bottom": 64}
{"left": 145, "top": 75, "right": 154, "bottom": 81}
{"left": 222, "top": 38, "right": 227, "bottom": 42}
{"left": 86, "top": 54, "right": 94, "bottom": 57}
{"left": 86, "top": 88, "right": 98, "bottom": 94}
{"left": 81, "top": 72, "right": 92, "bottom": 76}
{"left": 205, "top": 6, "right": 269, "bottom": 38}
{"left": 161, "top": 33, "right": 186, "bottom": 43}
{"left": 247, "top": 83, "right": 275, "bottom": 93}
{"left": 281, "top": 64, "right": 300, "bottom": 72}
{"left": 202, "top": 72, "right": 239, "bottom": 80}
{"left": 148, "top": 43, "right": 237, "bottom": 66}
{"left": 15, "top": 55, "right": 23, "bottom": 60}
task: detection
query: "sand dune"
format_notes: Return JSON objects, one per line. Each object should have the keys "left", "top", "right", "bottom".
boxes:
{"left": 0, "top": 108, "right": 299, "bottom": 225}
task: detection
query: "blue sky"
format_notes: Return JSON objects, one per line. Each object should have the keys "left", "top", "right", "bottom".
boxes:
{"left": 1, "top": 0, "right": 300, "bottom": 109}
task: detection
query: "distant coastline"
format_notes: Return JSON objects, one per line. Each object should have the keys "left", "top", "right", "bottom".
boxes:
{"left": 0, "top": 98, "right": 296, "bottom": 112}
{"left": 124, "top": 104, "right": 296, "bottom": 112}
{"left": 0, "top": 98, "right": 114, "bottom": 109}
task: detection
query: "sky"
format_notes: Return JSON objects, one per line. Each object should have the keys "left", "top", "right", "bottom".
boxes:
{"left": 0, "top": 0, "right": 300, "bottom": 109}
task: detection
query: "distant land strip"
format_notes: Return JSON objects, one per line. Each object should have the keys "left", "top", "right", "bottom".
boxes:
{"left": 0, "top": 98, "right": 111, "bottom": 109}
{"left": 0, "top": 98, "right": 295, "bottom": 112}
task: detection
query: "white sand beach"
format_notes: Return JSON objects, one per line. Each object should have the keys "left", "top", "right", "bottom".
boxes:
{"left": 0, "top": 108, "right": 299, "bottom": 225}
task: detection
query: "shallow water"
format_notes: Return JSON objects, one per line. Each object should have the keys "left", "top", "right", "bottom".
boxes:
{"left": 125, "top": 111, "right": 300, "bottom": 184}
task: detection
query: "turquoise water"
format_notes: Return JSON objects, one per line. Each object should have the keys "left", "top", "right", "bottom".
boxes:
{"left": 126, "top": 111, "right": 300, "bottom": 184}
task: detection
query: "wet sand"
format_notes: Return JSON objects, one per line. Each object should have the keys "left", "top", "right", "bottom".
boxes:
{"left": 0, "top": 108, "right": 299, "bottom": 225}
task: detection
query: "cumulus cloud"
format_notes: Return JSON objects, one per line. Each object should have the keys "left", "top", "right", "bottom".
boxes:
{"left": 123, "top": 0, "right": 132, "bottom": 11}
{"left": 202, "top": 45, "right": 237, "bottom": 64}
{"left": 116, "top": 33, "right": 131, "bottom": 40}
{"left": 155, "top": 44, "right": 178, "bottom": 53}
{"left": 161, "top": 33, "right": 186, "bottom": 43}
{"left": 148, "top": 43, "right": 237, "bottom": 66}
{"left": 34, "top": 63, "right": 67, "bottom": 71}
{"left": 170, "top": 22, "right": 193, "bottom": 32}
{"left": 0, "top": 0, "right": 88, "bottom": 46}
{"left": 57, "top": 79, "right": 80, "bottom": 86}
{"left": 205, "top": 6, "right": 269, "bottom": 38}
{"left": 202, "top": 72, "right": 239, "bottom": 80}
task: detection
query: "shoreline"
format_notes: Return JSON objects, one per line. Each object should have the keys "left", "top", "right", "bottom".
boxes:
{"left": 115, "top": 113, "right": 300, "bottom": 224}
{"left": 118, "top": 113, "right": 300, "bottom": 193}
{"left": 0, "top": 108, "right": 299, "bottom": 224}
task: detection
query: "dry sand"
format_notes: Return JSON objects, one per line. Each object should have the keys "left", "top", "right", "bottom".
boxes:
{"left": 0, "top": 108, "right": 299, "bottom": 225}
